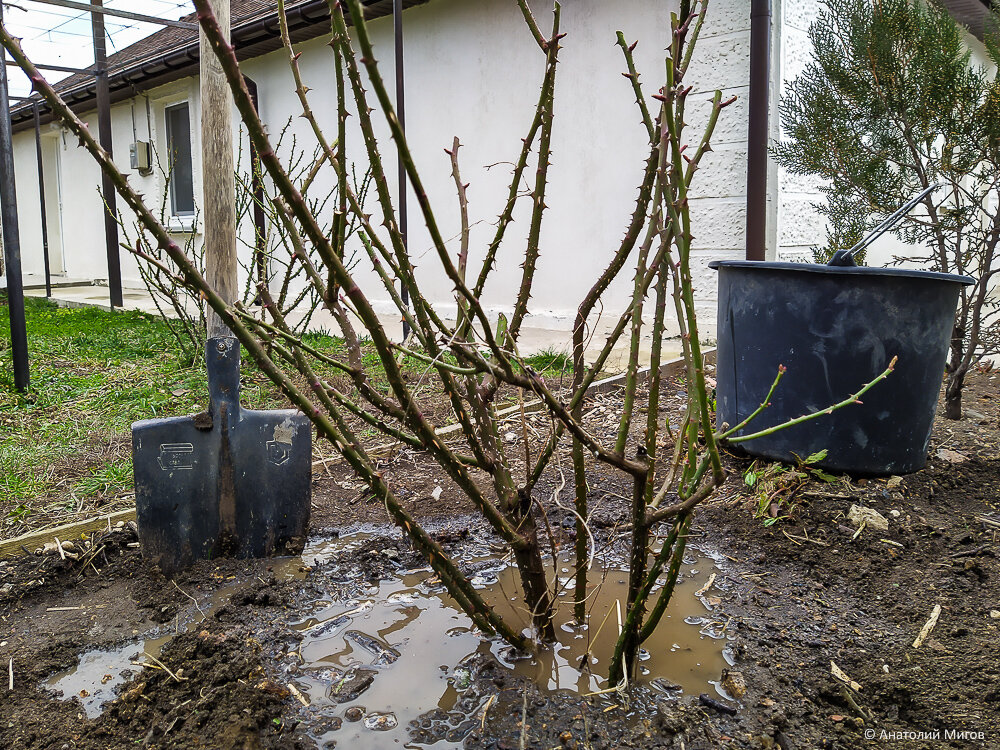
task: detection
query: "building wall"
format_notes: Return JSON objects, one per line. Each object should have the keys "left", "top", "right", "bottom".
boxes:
{"left": 7, "top": 0, "right": 762, "bottom": 348}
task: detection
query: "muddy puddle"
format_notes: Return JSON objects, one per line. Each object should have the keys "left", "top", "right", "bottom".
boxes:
{"left": 44, "top": 569, "right": 305, "bottom": 718}
{"left": 44, "top": 530, "right": 732, "bottom": 747}
{"left": 290, "top": 532, "right": 732, "bottom": 749}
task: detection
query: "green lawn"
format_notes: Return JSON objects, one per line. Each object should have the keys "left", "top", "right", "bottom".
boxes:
{"left": 0, "top": 297, "right": 220, "bottom": 534}
{"left": 1, "top": 294, "right": 571, "bottom": 537}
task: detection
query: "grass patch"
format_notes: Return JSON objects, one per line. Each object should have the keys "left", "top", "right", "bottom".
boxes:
{"left": 1, "top": 296, "right": 222, "bottom": 534}
{"left": 1, "top": 294, "right": 575, "bottom": 537}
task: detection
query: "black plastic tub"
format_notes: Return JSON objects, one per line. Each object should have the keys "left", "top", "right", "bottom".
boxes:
{"left": 710, "top": 260, "right": 974, "bottom": 475}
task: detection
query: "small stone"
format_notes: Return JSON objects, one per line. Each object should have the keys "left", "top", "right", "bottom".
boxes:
{"left": 328, "top": 669, "right": 376, "bottom": 703}
{"left": 363, "top": 712, "right": 397, "bottom": 731}
{"left": 847, "top": 505, "right": 889, "bottom": 532}
{"left": 344, "top": 706, "right": 364, "bottom": 722}
{"left": 936, "top": 448, "right": 968, "bottom": 463}
{"left": 256, "top": 680, "right": 290, "bottom": 698}
{"left": 722, "top": 670, "right": 747, "bottom": 698}
{"left": 989, "top": 610, "right": 1000, "bottom": 620}
{"left": 504, "top": 432, "right": 517, "bottom": 443}
{"left": 890, "top": 510, "right": 901, "bottom": 518}
{"left": 559, "top": 730, "right": 574, "bottom": 746}
{"left": 830, "top": 715, "right": 845, "bottom": 722}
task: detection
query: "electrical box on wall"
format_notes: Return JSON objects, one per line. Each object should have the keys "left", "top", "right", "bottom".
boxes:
{"left": 130, "top": 141, "right": 152, "bottom": 175}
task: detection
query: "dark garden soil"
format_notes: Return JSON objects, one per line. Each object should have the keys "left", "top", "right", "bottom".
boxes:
{"left": 1, "top": 369, "right": 998, "bottom": 750}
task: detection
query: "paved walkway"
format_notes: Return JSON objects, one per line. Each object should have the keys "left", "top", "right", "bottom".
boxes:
{"left": 19, "top": 274, "right": 680, "bottom": 368}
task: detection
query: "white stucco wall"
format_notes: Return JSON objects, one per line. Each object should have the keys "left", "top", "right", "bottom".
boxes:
{"left": 774, "top": 0, "right": 823, "bottom": 263}
{"left": 6, "top": 0, "right": 763, "bottom": 350}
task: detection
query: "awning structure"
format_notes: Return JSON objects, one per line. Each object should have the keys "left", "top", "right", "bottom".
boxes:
{"left": 8, "top": 0, "right": 427, "bottom": 131}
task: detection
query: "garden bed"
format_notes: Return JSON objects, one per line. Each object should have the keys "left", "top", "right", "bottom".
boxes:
{"left": 1, "top": 344, "right": 997, "bottom": 748}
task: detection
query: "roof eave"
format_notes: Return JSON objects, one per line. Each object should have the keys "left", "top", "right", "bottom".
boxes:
{"left": 10, "top": 0, "right": 425, "bottom": 132}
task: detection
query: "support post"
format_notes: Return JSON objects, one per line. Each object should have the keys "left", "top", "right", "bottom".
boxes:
{"left": 91, "top": 0, "right": 123, "bottom": 306}
{"left": 33, "top": 103, "right": 51, "bottom": 298}
{"left": 245, "top": 77, "right": 267, "bottom": 302}
{"left": 394, "top": 0, "right": 409, "bottom": 340}
{"left": 745, "top": 0, "right": 771, "bottom": 261}
{"left": 0, "top": 3, "right": 29, "bottom": 391}
{"left": 201, "top": 0, "right": 237, "bottom": 340}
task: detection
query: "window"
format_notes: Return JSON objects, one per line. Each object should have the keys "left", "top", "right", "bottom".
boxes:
{"left": 165, "top": 102, "right": 195, "bottom": 216}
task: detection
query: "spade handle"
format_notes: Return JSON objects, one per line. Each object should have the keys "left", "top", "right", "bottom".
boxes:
{"left": 201, "top": 0, "right": 237, "bottom": 340}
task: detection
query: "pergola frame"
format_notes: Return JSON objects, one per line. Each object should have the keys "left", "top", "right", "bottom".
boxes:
{"left": 1, "top": 1, "right": 190, "bottom": 392}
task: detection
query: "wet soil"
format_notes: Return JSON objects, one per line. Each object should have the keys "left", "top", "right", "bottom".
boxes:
{"left": 1, "top": 369, "right": 998, "bottom": 749}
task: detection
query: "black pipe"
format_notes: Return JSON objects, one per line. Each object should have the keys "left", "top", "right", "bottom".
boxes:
{"left": 745, "top": 0, "right": 771, "bottom": 261}
{"left": 0, "top": 4, "right": 30, "bottom": 392}
{"left": 91, "top": 0, "right": 123, "bottom": 307}
{"left": 245, "top": 77, "right": 267, "bottom": 301}
{"left": 394, "top": 0, "right": 410, "bottom": 341}
{"left": 33, "top": 103, "right": 52, "bottom": 298}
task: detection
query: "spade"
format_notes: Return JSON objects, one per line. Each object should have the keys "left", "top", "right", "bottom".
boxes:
{"left": 132, "top": 0, "right": 310, "bottom": 574}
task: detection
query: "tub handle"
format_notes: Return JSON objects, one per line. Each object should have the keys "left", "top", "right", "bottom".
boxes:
{"left": 827, "top": 183, "right": 941, "bottom": 267}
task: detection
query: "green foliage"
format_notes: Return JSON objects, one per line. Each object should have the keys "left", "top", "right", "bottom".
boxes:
{"left": 522, "top": 347, "right": 571, "bottom": 375}
{"left": 775, "top": 0, "right": 1000, "bottom": 412}
{"left": 0, "top": 296, "right": 421, "bottom": 532}
{"left": 744, "top": 449, "right": 839, "bottom": 527}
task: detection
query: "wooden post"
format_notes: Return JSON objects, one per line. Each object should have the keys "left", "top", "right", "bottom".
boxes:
{"left": 201, "top": 0, "right": 236, "bottom": 340}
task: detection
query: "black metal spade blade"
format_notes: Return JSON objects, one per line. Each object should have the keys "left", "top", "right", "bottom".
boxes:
{"left": 132, "top": 337, "right": 311, "bottom": 575}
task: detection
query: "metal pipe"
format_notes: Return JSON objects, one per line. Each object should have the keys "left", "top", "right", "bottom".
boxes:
{"left": 245, "top": 76, "right": 267, "bottom": 301}
{"left": 0, "top": 3, "right": 30, "bottom": 391}
{"left": 91, "top": 0, "right": 123, "bottom": 307}
{"left": 33, "top": 102, "right": 51, "bottom": 297}
{"left": 24, "top": 0, "right": 198, "bottom": 29}
{"left": 394, "top": 0, "right": 410, "bottom": 341}
{"left": 5, "top": 60, "right": 91, "bottom": 74}
{"left": 745, "top": 0, "right": 771, "bottom": 261}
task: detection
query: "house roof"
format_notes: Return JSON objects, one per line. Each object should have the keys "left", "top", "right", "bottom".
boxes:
{"left": 9, "top": 0, "right": 427, "bottom": 130}
{"left": 938, "top": 0, "right": 997, "bottom": 41}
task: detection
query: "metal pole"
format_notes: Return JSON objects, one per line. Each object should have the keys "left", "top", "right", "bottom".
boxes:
{"left": 0, "top": 3, "right": 30, "bottom": 391}
{"left": 745, "top": 0, "right": 771, "bottom": 261}
{"left": 394, "top": 0, "right": 409, "bottom": 340}
{"left": 5, "top": 60, "right": 91, "bottom": 74}
{"left": 245, "top": 77, "right": 267, "bottom": 303}
{"left": 91, "top": 0, "right": 123, "bottom": 307}
{"left": 23, "top": 0, "right": 198, "bottom": 30}
{"left": 33, "top": 103, "right": 51, "bottom": 297}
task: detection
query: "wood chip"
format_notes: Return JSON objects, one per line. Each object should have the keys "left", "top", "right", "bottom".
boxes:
{"left": 830, "top": 661, "right": 861, "bottom": 692}
{"left": 936, "top": 448, "right": 968, "bottom": 463}
{"left": 912, "top": 604, "right": 942, "bottom": 649}
{"left": 287, "top": 682, "right": 309, "bottom": 706}
{"left": 46, "top": 606, "right": 82, "bottom": 612}
{"left": 695, "top": 573, "right": 717, "bottom": 597}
